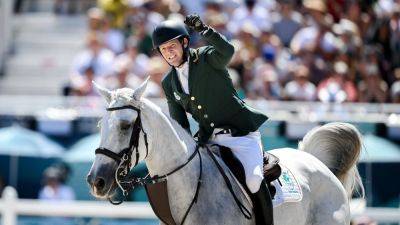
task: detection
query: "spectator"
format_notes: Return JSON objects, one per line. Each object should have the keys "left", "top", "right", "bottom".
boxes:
{"left": 290, "top": 0, "right": 339, "bottom": 57}
{"left": 290, "top": 1, "right": 337, "bottom": 84}
{"left": 100, "top": 15, "right": 125, "bottom": 54}
{"left": 203, "top": 1, "right": 231, "bottom": 39}
{"left": 332, "top": 18, "right": 362, "bottom": 60}
{"left": 52, "top": 162, "right": 72, "bottom": 184}
{"left": 284, "top": 65, "right": 317, "bottom": 101}
{"left": 317, "top": 61, "right": 358, "bottom": 102}
{"left": 249, "top": 63, "right": 282, "bottom": 100}
{"left": 113, "top": 36, "right": 149, "bottom": 78}
{"left": 272, "top": 0, "right": 302, "bottom": 47}
{"left": 390, "top": 68, "right": 400, "bottom": 103}
{"left": 60, "top": 0, "right": 400, "bottom": 104}
{"left": 87, "top": 7, "right": 105, "bottom": 33}
{"left": 389, "top": 5, "right": 400, "bottom": 68}
{"left": 227, "top": 0, "right": 272, "bottom": 35}
{"left": 296, "top": 48, "right": 329, "bottom": 85}
{"left": 259, "top": 30, "right": 282, "bottom": 66}
{"left": 302, "top": 0, "right": 327, "bottom": 27}
{"left": 230, "top": 23, "right": 262, "bottom": 92}
{"left": 104, "top": 55, "right": 167, "bottom": 97}
{"left": 97, "top": 0, "right": 128, "bottom": 29}
{"left": 131, "top": 18, "right": 155, "bottom": 56}
{"left": 38, "top": 166, "right": 75, "bottom": 201}
{"left": 38, "top": 166, "right": 75, "bottom": 224}
{"left": 68, "top": 33, "right": 115, "bottom": 96}
{"left": 358, "top": 63, "right": 388, "bottom": 103}
{"left": 108, "top": 54, "right": 137, "bottom": 90}
{"left": 238, "top": 22, "right": 262, "bottom": 61}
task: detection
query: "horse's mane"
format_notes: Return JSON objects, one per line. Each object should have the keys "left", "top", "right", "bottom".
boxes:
{"left": 141, "top": 98, "right": 196, "bottom": 149}
{"left": 109, "top": 88, "right": 196, "bottom": 150}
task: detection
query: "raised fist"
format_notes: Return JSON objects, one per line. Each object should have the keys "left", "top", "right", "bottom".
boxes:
{"left": 184, "top": 14, "right": 208, "bottom": 33}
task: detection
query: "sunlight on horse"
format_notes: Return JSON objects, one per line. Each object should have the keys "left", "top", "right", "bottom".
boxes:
{"left": 87, "top": 78, "right": 364, "bottom": 225}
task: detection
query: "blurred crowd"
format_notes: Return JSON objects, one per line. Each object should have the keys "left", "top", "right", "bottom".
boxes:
{"left": 64, "top": 0, "right": 400, "bottom": 104}
{"left": 38, "top": 163, "right": 75, "bottom": 201}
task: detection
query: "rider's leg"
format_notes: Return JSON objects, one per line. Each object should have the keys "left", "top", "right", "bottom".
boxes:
{"left": 211, "top": 131, "right": 274, "bottom": 225}
{"left": 251, "top": 179, "right": 274, "bottom": 225}
{"left": 212, "top": 131, "right": 264, "bottom": 191}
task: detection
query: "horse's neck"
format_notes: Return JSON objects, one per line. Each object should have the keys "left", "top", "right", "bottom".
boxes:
{"left": 141, "top": 99, "right": 196, "bottom": 176}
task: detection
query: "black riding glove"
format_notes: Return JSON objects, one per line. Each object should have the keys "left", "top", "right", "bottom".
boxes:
{"left": 184, "top": 14, "right": 208, "bottom": 33}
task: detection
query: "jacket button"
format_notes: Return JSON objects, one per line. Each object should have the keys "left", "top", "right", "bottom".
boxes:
{"left": 191, "top": 96, "right": 195, "bottom": 101}
{"left": 204, "top": 114, "right": 208, "bottom": 118}
{"left": 197, "top": 105, "right": 202, "bottom": 109}
{"left": 210, "top": 123, "right": 214, "bottom": 127}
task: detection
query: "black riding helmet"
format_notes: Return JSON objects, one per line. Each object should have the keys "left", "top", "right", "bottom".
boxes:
{"left": 152, "top": 20, "right": 189, "bottom": 48}
{"left": 152, "top": 20, "right": 190, "bottom": 66}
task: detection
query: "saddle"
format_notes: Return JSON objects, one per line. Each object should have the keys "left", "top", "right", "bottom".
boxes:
{"left": 214, "top": 145, "right": 282, "bottom": 198}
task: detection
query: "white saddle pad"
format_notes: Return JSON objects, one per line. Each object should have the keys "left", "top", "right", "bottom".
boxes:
{"left": 272, "top": 165, "right": 303, "bottom": 207}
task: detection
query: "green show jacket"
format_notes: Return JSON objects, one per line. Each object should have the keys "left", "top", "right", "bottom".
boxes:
{"left": 161, "top": 27, "right": 268, "bottom": 142}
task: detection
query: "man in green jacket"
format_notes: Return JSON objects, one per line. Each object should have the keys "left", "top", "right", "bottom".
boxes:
{"left": 152, "top": 14, "right": 273, "bottom": 225}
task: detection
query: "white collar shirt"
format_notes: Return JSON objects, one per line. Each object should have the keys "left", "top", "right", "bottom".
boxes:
{"left": 175, "top": 61, "right": 190, "bottom": 94}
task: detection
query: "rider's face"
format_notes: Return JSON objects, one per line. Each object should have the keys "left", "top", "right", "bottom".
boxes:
{"left": 159, "top": 38, "right": 187, "bottom": 67}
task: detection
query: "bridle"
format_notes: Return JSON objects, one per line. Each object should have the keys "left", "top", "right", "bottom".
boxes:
{"left": 95, "top": 105, "right": 149, "bottom": 204}
{"left": 94, "top": 104, "right": 201, "bottom": 207}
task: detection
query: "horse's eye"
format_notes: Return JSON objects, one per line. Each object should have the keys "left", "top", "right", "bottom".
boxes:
{"left": 120, "top": 123, "right": 131, "bottom": 130}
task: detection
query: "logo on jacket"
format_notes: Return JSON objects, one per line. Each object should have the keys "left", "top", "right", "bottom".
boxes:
{"left": 174, "top": 92, "right": 181, "bottom": 101}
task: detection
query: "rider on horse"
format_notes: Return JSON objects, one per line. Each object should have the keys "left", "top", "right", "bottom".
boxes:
{"left": 152, "top": 14, "right": 273, "bottom": 225}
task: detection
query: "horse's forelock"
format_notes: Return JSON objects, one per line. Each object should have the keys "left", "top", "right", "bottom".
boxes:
{"left": 115, "top": 88, "right": 135, "bottom": 102}
{"left": 107, "top": 88, "right": 140, "bottom": 109}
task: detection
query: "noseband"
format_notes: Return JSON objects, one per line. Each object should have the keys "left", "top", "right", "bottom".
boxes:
{"left": 95, "top": 105, "right": 149, "bottom": 204}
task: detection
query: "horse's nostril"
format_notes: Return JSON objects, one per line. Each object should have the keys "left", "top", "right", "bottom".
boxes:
{"left": 94, "top": 177, "right": 106, "bottom": 191}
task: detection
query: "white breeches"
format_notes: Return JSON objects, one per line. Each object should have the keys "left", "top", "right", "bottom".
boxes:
{"left": 210, "top": 130, "right": 264, "bottom": 193}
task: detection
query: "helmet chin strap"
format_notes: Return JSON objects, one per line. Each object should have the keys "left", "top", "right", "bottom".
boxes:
{"left": 177, "top": 39, "right": 189, "bottom": 67}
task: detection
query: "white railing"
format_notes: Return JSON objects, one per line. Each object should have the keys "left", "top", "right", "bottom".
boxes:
{"left": 1, "top": 186, "right": 399, "bottom": 225}
{"left": 0, "top": 186, "right": 156, "bottom": 225}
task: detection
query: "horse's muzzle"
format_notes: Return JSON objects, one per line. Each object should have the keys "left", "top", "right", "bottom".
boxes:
{"left": 87, "top": 169, "right": 115, "bottom": 198}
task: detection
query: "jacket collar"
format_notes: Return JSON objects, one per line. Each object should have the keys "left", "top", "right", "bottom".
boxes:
{"left": 169, "top": 48, "right": 198, "bottom": 95}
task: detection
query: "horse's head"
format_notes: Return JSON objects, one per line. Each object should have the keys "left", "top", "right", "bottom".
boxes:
{"left": 87, "top": 78, "right": 149, "bottom": 199}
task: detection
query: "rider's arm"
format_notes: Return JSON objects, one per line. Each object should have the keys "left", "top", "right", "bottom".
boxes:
{"left": 201, "top": 28, "right": 235, "bottom": 70}
{"left": 162, "top": 79, "right": 191, "bottom": 134}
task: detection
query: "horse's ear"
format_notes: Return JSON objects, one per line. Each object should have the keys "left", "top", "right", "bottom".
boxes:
{"left": 93, "top": 81, "right": 112, "bottom": 103}
{"left": 133, "top": 76, "right": 150, "bottom": 100}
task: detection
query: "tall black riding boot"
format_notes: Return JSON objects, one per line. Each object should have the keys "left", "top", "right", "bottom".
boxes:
{"left": 250, "top": 179, "right": 274, "bottom": 225}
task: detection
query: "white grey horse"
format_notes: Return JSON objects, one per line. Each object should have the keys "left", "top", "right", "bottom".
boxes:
{"left": 87, "top": 78, "right": 363, "bottom": 225}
